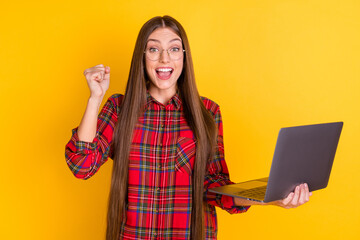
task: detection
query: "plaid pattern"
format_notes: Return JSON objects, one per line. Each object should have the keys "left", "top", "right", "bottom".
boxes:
{"left": 65, "top": 93, "right": 249, "bottom": 240}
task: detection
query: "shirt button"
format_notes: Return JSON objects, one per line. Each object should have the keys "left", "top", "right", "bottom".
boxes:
{"left": 155, "top": 209, "right": 159, "bottom": 213}
{"left": 158, "top": 164, "right": 161, "bottom": 169}
{"left": 159, "top": 143, "right": 163, "bottom": 147}
{"left": 161, "top": 124, "right": 165, "bottom": 128}
{"left": 156, "top": 187, "right": 160, "bottom": 191}
{"left": 154, "top": 233, "right": 157, "bottom": 237}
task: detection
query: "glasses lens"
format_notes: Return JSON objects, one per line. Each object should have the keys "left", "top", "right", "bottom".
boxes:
{"left": 145, "top": 48, "right": 184, "bottom": 61}
{"left": 169, "top": 48, "right": 183, "bottom": 60}
{"left": 146, "top": 49, "right": 159, "bottom": 61}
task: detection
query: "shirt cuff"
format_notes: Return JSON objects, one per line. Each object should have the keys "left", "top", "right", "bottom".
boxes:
{"left": 220, "top": 194, "right": 251, "bottom": 214}
{"left": 71, "top": 127, "right": 98, "bottom": 153}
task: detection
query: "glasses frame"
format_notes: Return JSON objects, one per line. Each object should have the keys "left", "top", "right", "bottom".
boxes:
{"left": 144, "top": 47, "right": 186, "bottom": 61}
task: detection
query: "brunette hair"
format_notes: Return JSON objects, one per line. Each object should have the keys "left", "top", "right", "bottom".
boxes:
{"left": 107, "top": 15, "right": 217, "bottom": 240}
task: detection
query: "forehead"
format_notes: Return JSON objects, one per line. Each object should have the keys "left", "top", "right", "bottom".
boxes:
{"left": 147, "top": 27, "right": 182, "bottom": 44}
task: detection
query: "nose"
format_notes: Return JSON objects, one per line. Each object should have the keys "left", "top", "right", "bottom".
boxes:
{"left": 159, "top": 49, "right": 170, "bottom": 63}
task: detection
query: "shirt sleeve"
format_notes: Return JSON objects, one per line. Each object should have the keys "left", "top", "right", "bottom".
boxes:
{"left": 65, "top": 94, "right": 121, "bottom": 180}
{"left": 204, "top": 104, "right": 250, "bottom": 214}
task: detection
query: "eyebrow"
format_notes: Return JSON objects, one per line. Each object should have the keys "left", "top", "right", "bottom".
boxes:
{"left": 147, "top": 38, "right": 182, "bottom": 43}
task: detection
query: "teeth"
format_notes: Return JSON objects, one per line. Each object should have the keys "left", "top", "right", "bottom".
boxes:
{"left": 157, "top": 68, "right": 172, "bottom": 72}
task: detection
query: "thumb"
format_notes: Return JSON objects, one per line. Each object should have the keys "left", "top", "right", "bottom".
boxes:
{"left": 105, "top": 66, "right": 110, "bottom": 74}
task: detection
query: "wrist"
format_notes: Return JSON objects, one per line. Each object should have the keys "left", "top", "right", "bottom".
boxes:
{"left": 233, "top": 197, "right": 265, "bottom": 206}
{"left": 88, "top": 95, "right": 104, "bottom": 109}
{"left": 266, "top": 200, "right": 281, "bottom": 207}
{"left": 89, "top": 94, "right": 104, "bottom": 102}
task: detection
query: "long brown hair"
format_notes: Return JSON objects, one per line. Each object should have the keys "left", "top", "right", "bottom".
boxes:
{"left": 107, "top": 15, "right": 217, "bottom": 240}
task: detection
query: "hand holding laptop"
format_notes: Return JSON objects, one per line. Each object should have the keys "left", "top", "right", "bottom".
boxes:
{"left": 269, "top": 183, "right": 312, "bottom": 208}
{"left": 233, "top": 183, "right": 312, "bottom": 208}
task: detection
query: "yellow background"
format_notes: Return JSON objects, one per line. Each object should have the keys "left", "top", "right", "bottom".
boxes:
{"left": 1, "top": 0, "right": 359, "bottom": 239}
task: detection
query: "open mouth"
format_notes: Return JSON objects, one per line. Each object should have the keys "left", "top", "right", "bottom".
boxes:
{"left": 156, "top": 67, "right": 173, "bottom": 80}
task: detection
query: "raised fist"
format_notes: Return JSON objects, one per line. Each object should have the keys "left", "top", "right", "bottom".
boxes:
{"left": 83, "top": 64, "right": 110, "bottom": 98}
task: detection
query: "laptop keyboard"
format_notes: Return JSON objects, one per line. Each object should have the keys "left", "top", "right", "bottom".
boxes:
{"left": 238, "top": 186, "right": 267, "bottom": 199}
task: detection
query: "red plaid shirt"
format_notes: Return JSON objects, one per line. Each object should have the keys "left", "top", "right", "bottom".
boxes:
{"left": 65, "top": 92, "right": 249, "bottom": 240}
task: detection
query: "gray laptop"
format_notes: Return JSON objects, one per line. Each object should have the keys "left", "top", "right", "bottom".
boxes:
{"left": 209, "top": 122, "right": 343, "bottom": 203}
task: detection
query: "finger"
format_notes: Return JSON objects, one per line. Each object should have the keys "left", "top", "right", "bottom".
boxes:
{"left": 93, "top": 66, "right": 105, "bottom": 70}
{"left": 282, "top": 192, "right": 294, "bottom": 205}
{"left": 93, "top": 72, "right": 103, "bottom": 82}
{"left": 105, "top": 66, "right": 110, "bottom": 74}
{"left": 84, "top": 67, "right": 105, "bottom": 76}
{"left": 304, "top": 183, "right": 309, "bottom": 202}
{"left": 298, "top": 184, "right": 307, "bottom": 205}
{"left": 291, "top": 185, "right": 300, "bottom": 206}
{"left": 87, "top": 65, "right": 106, "bottom": 72}
{"left": 87, "top": 67, "right": 105, "bottom": 75}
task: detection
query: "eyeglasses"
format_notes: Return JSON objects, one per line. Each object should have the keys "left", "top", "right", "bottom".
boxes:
{"left": 144, "top": 47, "right": 185, "bottom": 61}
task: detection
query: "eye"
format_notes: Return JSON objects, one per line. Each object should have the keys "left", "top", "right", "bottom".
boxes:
{"left": 170, "top": 47, "right": 180, "bottom": 52}
{"left": 149, "top": 47, "right": 159, "bottom": 53}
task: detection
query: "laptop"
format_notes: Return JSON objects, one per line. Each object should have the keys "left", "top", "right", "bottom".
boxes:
{"left": 209, "top": 122, "right": 343, "bottom": 203}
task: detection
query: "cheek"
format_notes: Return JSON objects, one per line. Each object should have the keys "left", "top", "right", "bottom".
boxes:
{"left": 175, "top": 62, "right": 184, "bottom": 77}
{"left": 145, "top": 60, "right": 155, "bottom": 79}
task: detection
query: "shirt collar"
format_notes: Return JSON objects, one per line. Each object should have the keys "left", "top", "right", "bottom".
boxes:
{"left": 146, "top": 90, "right": 182, "bottom": 110}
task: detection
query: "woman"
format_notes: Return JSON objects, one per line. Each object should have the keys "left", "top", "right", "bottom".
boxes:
{"left": 65, "top": 15, "right": 311, "bottom": 240}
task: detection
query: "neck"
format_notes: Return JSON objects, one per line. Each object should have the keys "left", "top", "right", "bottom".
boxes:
{"left": 148, "top": 87, "right": 177, "bottom": 105}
